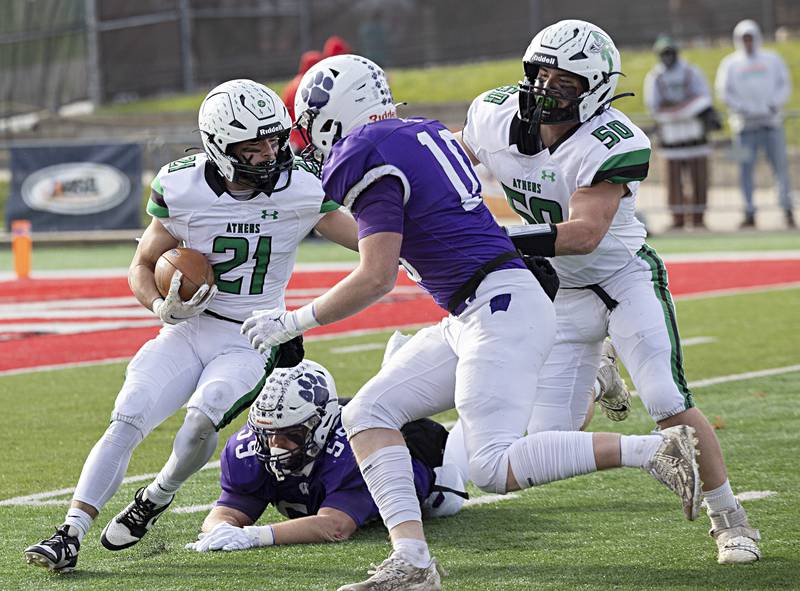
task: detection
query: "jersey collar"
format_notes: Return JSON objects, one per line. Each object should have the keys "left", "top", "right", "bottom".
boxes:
{"left": 509, "top": 115, "right": 582, "bottom": 156}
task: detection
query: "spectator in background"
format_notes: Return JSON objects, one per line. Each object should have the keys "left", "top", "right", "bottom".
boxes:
{"left": 645, "top": 35, "right": 717, "bottom": 230}
{"left": 716, "top": 19, "right": 794, "bottom": 228}
{"left": 282, "top": 50, "right": 323, "bottom": 152}
{"left": 322, "top": 35, "right": 352, "bottom": 58}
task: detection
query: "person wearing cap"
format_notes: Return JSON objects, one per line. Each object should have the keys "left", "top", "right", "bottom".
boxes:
{"left": 715, "top": 19, "right": 794, "bottom": 228}
{"left": 644, "top": 35, "right": 717, "bottom": 230}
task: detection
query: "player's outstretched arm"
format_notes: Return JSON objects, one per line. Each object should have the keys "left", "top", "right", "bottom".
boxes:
{"left": 270, "top": 508, "right": 358, "bottom": 544}
{"left": 315, "top": 208, "right": 360, "bottom": 252}
{"left": 187, "top": 506, "right": 357, "bottom": 552}
{"left": 553, "top": 182, "right": 626, "bottom": 255}
{"left": 129, "top": 217, "right": 179, "bottom": 311}
{"left": 313, "top": 231, "right": 402, "bottom": 325}
{"left": 453, "top": 130, "right": 480, "bottom": 165}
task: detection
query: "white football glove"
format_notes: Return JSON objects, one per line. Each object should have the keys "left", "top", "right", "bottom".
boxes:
{"left": 241, "top": 304, "right": 319, "bottom": 354}
{"left": 185, "top": 522, "right": 273, "bottom": 552}
{"left": 152, "top": 270, "right": 217, "bottom": 325}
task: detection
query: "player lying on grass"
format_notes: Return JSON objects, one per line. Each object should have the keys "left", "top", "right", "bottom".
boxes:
{"left": 185, "top": 359, "right": 466, "bottom": 552}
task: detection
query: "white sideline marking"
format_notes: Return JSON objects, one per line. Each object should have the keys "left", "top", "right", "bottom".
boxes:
{"left": 736, "top": 490, "right": 777, "bottom": 502}
{"left": 331, "top": 343, "right": 386, "bottom": 354}
{"left": 681, "top": 336, "right": 716, "bottom": 347}
{"left": 173, "top": 503, "right": 215, "bottom": 514}
{"left": 0, "top": 461, "right": 220, "bottom": 507}
{"left": 688, "top": 364, "right": 800, "bottom": 389}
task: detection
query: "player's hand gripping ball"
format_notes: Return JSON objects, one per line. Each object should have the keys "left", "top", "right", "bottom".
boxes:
{"left": 153, "top": 247, "right": 217, "bottom": 324}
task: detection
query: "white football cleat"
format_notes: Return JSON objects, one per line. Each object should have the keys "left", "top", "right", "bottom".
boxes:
{"left": 24, "top": 526, "right": 80, "bottom": 572}
{"left": 596, "top": 340, "right": 631, "bottom": 422}
{"left": 100, "top": 487, "right": 173, "bottom": 550}
{"left": 337, "top": 556, "right": 444, "bottom": 591}
{"left": 709, "top": 503, "right": 762, "bottom": 564}
{"left": 645, "top": 425, "right": 702, "bottom": 520}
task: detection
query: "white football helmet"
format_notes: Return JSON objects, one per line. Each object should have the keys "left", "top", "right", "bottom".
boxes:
{"left": 247, "top": 360, "right": 339, "bottom": 481}
{"left": 198, "top": 79, "right": 294, "bottom": 194}
{"left": 519, "top": 20, "right": 623, "bottom": 126}
{"left": 294, "top": 54, "right": 395, "bottom": 169}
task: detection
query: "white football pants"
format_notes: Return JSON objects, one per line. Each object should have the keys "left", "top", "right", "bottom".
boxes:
{"left": 343, "top": 268, "right": 556, "bottom": 493}
{"left": 528, "top": 245, "right": 694, "bottom": 434}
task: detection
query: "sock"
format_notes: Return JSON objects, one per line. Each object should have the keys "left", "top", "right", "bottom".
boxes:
{"left": 704, "top": 479, "right": 738, "bottom": 513}
{"left": 620, "top": 434, "right": 663, "bottom": 468}
{"left": 63, "top": 508, "right": 93, "bottom": 542}
{"left": 144, "top": 480, "right": 177, "bottom": 506}
{"left": 359, "top": 445, "right": 422, "bottom": 531}
{"left": 507, "top": 431, "right": 596, "bottom": 491}
{"left": 393, "top": 538, "right": 431, "bottom": 569}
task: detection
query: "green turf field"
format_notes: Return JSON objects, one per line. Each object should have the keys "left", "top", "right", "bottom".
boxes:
{"left": 1, "top": 284, "right": 798, "bottom": 590}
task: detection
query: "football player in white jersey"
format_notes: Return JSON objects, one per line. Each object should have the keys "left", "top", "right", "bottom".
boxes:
{"left": 24, "top": 79, "right": 358, "bottom": 573}
{"left": 457, "top": 20, "right": 761, "bottom": 564}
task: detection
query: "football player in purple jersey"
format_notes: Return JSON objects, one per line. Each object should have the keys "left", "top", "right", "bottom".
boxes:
{"left": 241, "top": 55, "right": 703, "bottom": 590}
{"left": 185, "top": 359, "right": 465, "bottom": 552}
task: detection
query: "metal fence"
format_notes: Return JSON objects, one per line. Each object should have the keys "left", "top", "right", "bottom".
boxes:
{"left": 3, "top": 0, "right": 799, "bottom": 116}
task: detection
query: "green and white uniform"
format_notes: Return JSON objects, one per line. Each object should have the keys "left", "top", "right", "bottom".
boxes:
{"left": 112, "top": 154, "right": 336, "bottom": 431}
{"left": 463, "top": 87, "right": 693, "bottom": 427}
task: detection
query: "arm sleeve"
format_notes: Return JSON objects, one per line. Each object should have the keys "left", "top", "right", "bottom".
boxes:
{"left": 147, "top": 170, "right": 170, "bottom": 219}
{"left": 350, "top": 175, "right": 405, "bottom": 240}
{"left": 320, "top": 486, "right": 378, "bottom": 528}
{"left": 578, "top": 120, "right": 652, "bottom": 187}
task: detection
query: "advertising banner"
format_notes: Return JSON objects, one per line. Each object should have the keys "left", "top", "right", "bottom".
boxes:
{"left": 6, "top": 143, "right": 142, "bottom": 231}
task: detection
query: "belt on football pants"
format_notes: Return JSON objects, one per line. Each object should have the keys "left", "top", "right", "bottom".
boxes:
{"left": 203, "top": 309, "right": 243, "bottom": 324}
{"left": 563, "top": 284, "right": 619, "bottom": 312}
{"left": 447, "top": 251, "right": 522, "bottom": 316}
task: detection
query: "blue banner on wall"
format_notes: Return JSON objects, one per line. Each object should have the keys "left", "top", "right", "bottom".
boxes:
{"left": 6, "top": 143, "right": 142, "bottom": 231}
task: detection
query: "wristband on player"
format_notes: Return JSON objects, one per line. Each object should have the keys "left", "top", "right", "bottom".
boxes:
{"left": 243, "top": 524, "right": 275, "bottom": 547}
{"left": 505, "top": 223, "right": 558, "bottom": 257}
{"left": 293, "top": 302, "right": 321, "bottom": 330}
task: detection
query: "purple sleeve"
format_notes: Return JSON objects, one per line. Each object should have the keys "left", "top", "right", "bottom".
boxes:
{"left": 316, "top": 435, "right": 379, "bottom": 527}
{"left": 351, "top": 176, "right": 405, "bottom": 239}
{"left": 321, "top": 485, "right": 379, "bottom": 527}
{"left": 215, "top": 430, "right": 272, "bottom": 522}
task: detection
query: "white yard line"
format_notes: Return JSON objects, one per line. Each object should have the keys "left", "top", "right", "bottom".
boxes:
{"left": 681, "top": 336, "right": 716, "bottom": 347}
{"left": 330, "top": 343, "right": 387, "bottom": 354}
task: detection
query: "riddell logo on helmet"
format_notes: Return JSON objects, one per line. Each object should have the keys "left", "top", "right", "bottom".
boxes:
{"left": 532, "top": 53, "right": 558, "bottom": 67}
{"left": 369, "top": 109, "right": 397, "bottom": 122}
{"left": 258, "top": 123, "right": 285, "bottom": 136}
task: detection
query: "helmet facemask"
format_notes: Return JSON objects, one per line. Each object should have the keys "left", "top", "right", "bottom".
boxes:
{"left": 252, "top": 416, "right": 323, "bottom": 481}
{"left": 218, "top": 129, "right": 294, "bottom": 195}
{"left": 294, "top": 107, "right": 342, "bottom": 177}
{"left": 246, "top": 360, "right": 340, "bottom": 482}
{"left": 519, "top": 62, "right": 589, "bottom": 135}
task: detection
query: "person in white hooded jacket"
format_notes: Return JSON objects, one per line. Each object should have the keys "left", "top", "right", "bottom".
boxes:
{"left": 715, "top": 19, "right": 794, "bottom": 228}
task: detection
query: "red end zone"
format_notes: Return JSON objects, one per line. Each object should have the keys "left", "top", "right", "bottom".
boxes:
{"left": 1, "top": 258, "right": 799, "bottom": 374}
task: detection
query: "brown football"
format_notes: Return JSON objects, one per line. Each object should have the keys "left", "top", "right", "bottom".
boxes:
{"left": 154, "top": 247, "right": 215, "bottom": 300}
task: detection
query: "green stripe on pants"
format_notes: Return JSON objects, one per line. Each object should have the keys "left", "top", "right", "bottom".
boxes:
{"left": 216, "top": 345, "right": 280, "bottom": 430}
{"left": 636, "top": 244, "right": 694, "bottom": 408}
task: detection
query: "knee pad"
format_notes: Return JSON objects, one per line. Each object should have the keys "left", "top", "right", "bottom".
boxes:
{"left": 341, "top": 392, "right": 402, "bottom": 437}
{"left": 468, "top": 446, "right": 510, "bottom": 494}
{"left": 179, "top": 408, "right": 216, "bottom": 445}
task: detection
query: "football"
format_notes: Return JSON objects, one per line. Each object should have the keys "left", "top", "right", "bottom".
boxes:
{"left": 154, "top": 247, "right": 215, "bottom": 300}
